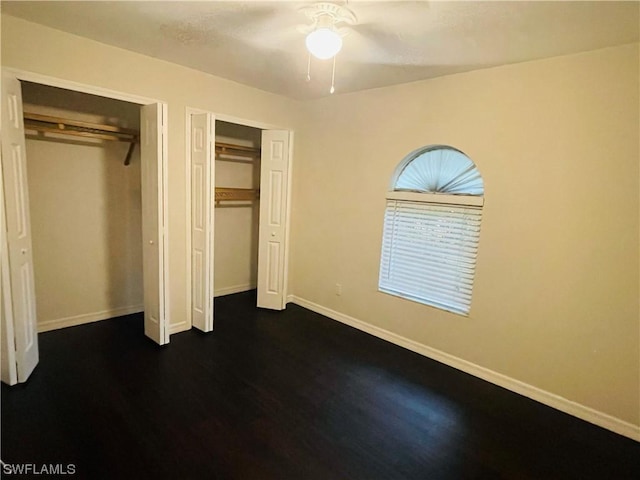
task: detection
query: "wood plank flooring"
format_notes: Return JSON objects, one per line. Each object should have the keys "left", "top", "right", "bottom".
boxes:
{"left": 2, "top": 291, "right": 639, "bottom": 479}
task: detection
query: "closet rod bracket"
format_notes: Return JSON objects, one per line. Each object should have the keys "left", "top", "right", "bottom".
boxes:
{"left": 124, "top": 140, "right": 137, "bottom": 166}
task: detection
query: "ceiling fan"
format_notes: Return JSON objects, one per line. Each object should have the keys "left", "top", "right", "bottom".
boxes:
{"left": 294, "top": 1, "right": 433, "bottom": 94}
{"left": 207, "top": 1, "right": 431, "bottom": 95}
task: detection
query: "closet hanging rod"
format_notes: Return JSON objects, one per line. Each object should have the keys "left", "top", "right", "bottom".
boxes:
{"left": 215, "top": 187, "right": 260, "bottom": 205}
{"left": 24, "top": 112, "right": 139, "bottom": 139}
{"left": 23, "top": 112, "right": 139, "bottom": 166}
{"left": 216, "top": 142, "right": 259, "bottom": 153}
{"left": 215, "top": 141, "right": 260, "bottom": 160}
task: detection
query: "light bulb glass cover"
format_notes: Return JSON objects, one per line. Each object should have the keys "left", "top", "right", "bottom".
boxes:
{"left": 305, "top": 27, "right": 342, "bottom": 60}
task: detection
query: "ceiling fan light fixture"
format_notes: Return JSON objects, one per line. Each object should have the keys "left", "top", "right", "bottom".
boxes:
{"left": 300, "top": 2, "right": 357, "bottom": 93}
{"left": 305, "top": 27, "right": 342, "bottom": 60}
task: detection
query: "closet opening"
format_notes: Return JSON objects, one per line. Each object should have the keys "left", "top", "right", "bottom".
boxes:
{"left": 187, "top": 111, "right": 292, "bottom": 332}
{"left": 212, "top": 121, "right": 292, "bottom": 313}
{"left": 2, "top": 70, "right": 169, "bottom": 385}
{"left": 213, "top": 120, "right": 262, "bottom": 300}
{"left": 21, "top": 81, "right": 144, "bottom": 332}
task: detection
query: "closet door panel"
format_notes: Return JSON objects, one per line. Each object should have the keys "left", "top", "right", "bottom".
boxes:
{"left": 140, "top": 103, "right": 167, "bottom": 345}
{"left": 1, "top": 72, "right": 39, "bottom": 383}
{"left": 190, "top": 112, "right": 213, "bottom": 332}
{"left": 257, "top": 130, "right": 290, "bottom": 310}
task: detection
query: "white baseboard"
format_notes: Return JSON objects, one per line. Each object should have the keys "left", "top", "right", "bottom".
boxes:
{"left": 38, "top": 304, "right": 143, "bottom": 333}
{"left": 214, "top": 283, "right": 255, "bottom": 298}
{"left": 288, "top": 295, "right": 640, "bottom": 442}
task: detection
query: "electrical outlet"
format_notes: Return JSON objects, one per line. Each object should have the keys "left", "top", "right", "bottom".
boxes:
{"left": 335, "top": 283, "right": 342, "bottom": 296}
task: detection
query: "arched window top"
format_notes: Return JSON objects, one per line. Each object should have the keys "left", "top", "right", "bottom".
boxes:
{"left": 390, "top": 145, "right": 484, "bottom": 196}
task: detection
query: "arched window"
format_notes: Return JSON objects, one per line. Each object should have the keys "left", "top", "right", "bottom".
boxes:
{"left": 379, "top": 146, "right": 484, "bottom": 315}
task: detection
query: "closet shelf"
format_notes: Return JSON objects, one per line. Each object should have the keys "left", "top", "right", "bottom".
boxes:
{"left": 215, "top": 142, "right": 260, "bottom": 161}
{"left": 23, "top": 112, "right": 139, "bottom": 166}
{"left": 215, "top": 187, "right": 259, "bottom": 205}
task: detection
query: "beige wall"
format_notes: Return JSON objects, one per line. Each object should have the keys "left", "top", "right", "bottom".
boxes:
{"left": 1, "top": 14, "right": 301, "bottom": 331}
{"left": 22, "top": 82, "right": 143, "bottom": 328}
{"left": 291, "top": 44, "right": 640, "bottom": 426}
{"left": 214, "top": 121, "right": 261, "bottom": 295}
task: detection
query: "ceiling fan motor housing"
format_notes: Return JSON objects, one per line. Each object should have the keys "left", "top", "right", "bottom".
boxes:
{"left": 301, "top": 2, "right": 358, "bottom": 30}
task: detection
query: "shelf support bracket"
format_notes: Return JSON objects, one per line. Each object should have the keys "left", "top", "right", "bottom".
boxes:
{"left": 124, "top": 140, "right": 136, "bottom": 166}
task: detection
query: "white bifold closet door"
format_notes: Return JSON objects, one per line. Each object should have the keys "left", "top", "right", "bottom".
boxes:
{"left": 140, "top": 103, "right": 169, "bottom": 345}
{"left": 1, "top": 72, "right": 39, "bottom": 384}
{"left": 190, "top": 113, "right": 214, "bottom": 332}
{"left": 257, "top": 130, "right": 290, "bottom": 310}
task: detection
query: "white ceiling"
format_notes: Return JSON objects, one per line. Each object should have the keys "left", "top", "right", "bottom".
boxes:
{"left": 3, "top": 1, "right": 639, "bottom": 100}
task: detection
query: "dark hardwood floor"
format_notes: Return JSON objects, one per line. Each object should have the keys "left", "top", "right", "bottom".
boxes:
{"left": 2, "top": 291, "right": 639, "bottom": 479}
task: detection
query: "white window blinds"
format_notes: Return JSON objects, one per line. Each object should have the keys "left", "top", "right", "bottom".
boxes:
{"left": 379, "top": 199, "right": 482, "bottom": 315}
{"left": 394, "top": 147, "right": 484, "bottom": 195}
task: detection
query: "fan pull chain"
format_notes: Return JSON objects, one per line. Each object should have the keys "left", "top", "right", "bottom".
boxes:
{"left": 330, "top": 55, "right": 336, "bottom": 94}
{"left": 306, "top": 53, "right": 311, "bottom": 82}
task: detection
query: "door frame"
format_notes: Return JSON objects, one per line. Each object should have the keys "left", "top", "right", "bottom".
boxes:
{"left": 185, "top": 109, "right": 295, "bottom": 327}
{"left": 1, "top": 67, "right": 171, "bottom": 347}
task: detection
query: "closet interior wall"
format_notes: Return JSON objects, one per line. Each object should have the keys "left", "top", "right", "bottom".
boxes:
{"left": 21, "top": 82, "right": 143, "bottom": 331}
{"left": 214, "top": 120, "right": 261, "bottom": 297}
